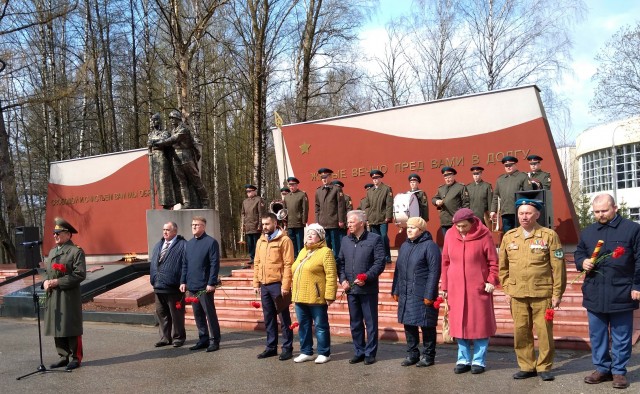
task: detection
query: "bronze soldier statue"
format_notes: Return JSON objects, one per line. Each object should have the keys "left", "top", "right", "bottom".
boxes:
{"left": 148, "top": 113, "right": 180, "bottom": 209}
{"left": 154, "top": 110, "right": 210, "bottom": 209}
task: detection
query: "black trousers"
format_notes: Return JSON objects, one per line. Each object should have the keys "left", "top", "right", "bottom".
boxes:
{"left": 404, "top": 325, "right": 436, "bottom": 361}
{"left": 192, "top": 290, "right": 221, "bottom": 344}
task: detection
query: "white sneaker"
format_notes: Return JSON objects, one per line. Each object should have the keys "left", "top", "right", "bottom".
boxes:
{"left": 314, "top": 355, "right": 331, "bottom": 364}
{"left": 294, "top": 354, "right": 315, "bottom": 363}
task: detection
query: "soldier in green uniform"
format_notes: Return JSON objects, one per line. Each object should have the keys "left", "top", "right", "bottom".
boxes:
{"left": 364, "top": 169, "right": 394, "bottom": 263}
{"left": 332, "top": 180, "right": 351, "bottom": 239}
{"left": 466, "top": 166, "right": 493, "bottom": 228}
{"left": 283, "top": 176, "right": 308, "bottom": 257}
{"left": 408, "top": 173, "right": 429, "bottom": 222}
{"left": 358, "top": 183, "right": 373, "bottom": 214}
{"left": 490, "top": 156, "right": 532, "bottom": 233}
{"left": 242, "top": 184, "right": 266, "bottom": 267}
{"left": 43, "top": 217, "right": 87, "bottom": 371}
{"left": 315, "top": 168, "right": 346, "bottom": 257}
{"left": 498, "top": 199, "right": 566, "bottom": 382}
{"left": 432, "top": 167, "right": 469, "bottom": 237}
{"left": 526, "top": 154, "right": 551, "bottom": 190}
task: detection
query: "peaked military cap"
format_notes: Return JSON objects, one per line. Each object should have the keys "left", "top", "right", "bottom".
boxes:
{"left": 331, "top": 180, "right": 345, "bottom": 188}
{"left": 364, "top": 183, "right": 374, "bottom": 189}
{"left": 501, "top": 156, "right": 518, "bottom": 164}
{"left": 441, "top": 166, "right": 457, "bottom": 175}
{"left": 54, "top": 217, "right": 78, "bottom": 234}
{"left": 286, "top": 177, "right": 300, "bottom": 184}
{"left": 470, "top": 166, "right": 484, "bottom": 172}
{"left": 408, "top": 173, "right": 421, "bottom": 183}
{"left": 369, "top": 169, "right": 384, "bottom": 178}
{"left": 280, "top": 187, "right": 290, "bottom": 192}
{"left": 317, "top": 168, "right": 333, "bottom": 174}
{"left": 244, "top": 184, "right": 257, "bottom": 191}
{"left": 526, "top": 154, "right": 543, "bottom": 162}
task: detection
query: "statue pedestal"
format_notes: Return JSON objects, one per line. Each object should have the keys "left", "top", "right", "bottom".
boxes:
{"left": 146, "top": 209, "right": 221, "bottom": 255}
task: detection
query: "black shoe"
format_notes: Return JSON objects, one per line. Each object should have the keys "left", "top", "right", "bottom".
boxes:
{"left": 155, "top": 341, "right": 171, "bottom": 348}
{"left": 279, "top": 349, "right": 293, "bottom": 361}
{"left": 513, "top": 370, "right": 537, "bottom": 379}
{"left": 416, "top": 358, "right": 434, "bottom": 368}
{"left": 49, "top": 359, "right": 68, "bottom": 369}
{"left": 454, "top": 364, "right": 471, "bottom": 374}
{"left": 349, "top": 355, "right": 365, "bottom": 364}
{"left": 401, "top": 357, "right": 419, "bottom": 367}
{"left": 257, "top": 349, "right": 278, "bottom": 359}
{"left": 172, "top": 341, "right": 184, "bottom": 348}
{"left": 65, "top": 360, "right": 80, "bottom": 370}
{"left": 539, "top": 371, "right": 554, "bottom": 381}
{"left": 206, "top": 342, "right": 220, "bottom": 352}
{"left": 189, "top": 342, "right": 208, "bottom": 351}
{"left": 364, "top": 356, "right": 376, "bottom": 365}
{"left": 471, "top": 365, "right": 485, "bottom": 374}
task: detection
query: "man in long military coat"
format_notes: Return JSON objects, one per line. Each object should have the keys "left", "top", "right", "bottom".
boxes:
{"left": 43, "top": 217, "right": 87, "bottom": 371}
{"left": 242, "top": 184, "right": 265, "bottom": 267}
{"left": 490, "top": 156, "right": 532, "bottom": 233}
{"left": 282, "top": 176, "right": 308, "bottom": 257}
{"left": 466, "top": 166, "right": 493, "bottom": 227}
{"left": 364, "top": 170, "right": 394, "bottom": 263}
{"left": 432, "top": 167, "right": 469, "bottom": 237}
{"left": 526, "top": 154, "right": 551, "bottom": 190}
{"left": 315, "top": 168, "right": 346, "bottom": 257}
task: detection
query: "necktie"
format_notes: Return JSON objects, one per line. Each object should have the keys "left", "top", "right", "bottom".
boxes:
{"left": 159, "top": 241, "right": 170, "bottom": 262}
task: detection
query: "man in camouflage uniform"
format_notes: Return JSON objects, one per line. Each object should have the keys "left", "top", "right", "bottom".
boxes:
{"left": 315, "top": 168, "right": 346, "bottom": 257}
{"left": 526, "top": 154, "right": 551, "bottom": 190}
{"left": 364, "top": 170, "right": 394, "bottom": 263}
{"left": 282, "top": 176, "right": 308, "bottom": 257}
{"left": 490, "top": 156, "right": 532, "bottom": 233}
{"left": 466, "top": 166, "right": 493, "bottom": 227}
{"left": 242, "top": 184, "right": 265, "bottom": 267}
{"left": 408, "top": 173, "right": 429, "bottom": 222}
{"left": 432, "top": 167, "right": 469, "bottom": 237}
{"left": 154, "top": 110, "right": 209, "bottom": 209}
{"left": 148, "top": 113, "right": 179, "bottom": 209}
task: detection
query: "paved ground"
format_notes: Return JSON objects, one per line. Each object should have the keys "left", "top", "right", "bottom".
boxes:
{"left": 1, "top": 317, "right": 639, "bottom": 393}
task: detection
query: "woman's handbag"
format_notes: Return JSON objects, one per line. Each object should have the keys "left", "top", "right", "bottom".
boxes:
{"left": 441, "top": 297, "right": 455, "bottom": 343}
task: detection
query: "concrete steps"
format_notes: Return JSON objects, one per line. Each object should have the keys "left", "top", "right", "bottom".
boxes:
{"left": 93, "top": 275, "right": 154, "bottom": 308}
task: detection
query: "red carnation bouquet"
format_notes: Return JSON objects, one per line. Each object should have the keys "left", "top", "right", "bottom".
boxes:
{"left": 185, "top": 289, "right": 207, "bottom": 304}
{"left": 571, "top": 242, "right": 625, "bottom": 285}
{"left": 544, "top": 308, "right": 555, "bottom": 321}
{"left": 40, "top": 263, "right": 68, "bottom": 307}
{"left": 346, "top": 273, "right": 367, "bottom": 294}
{"left": 289, "top": 322, "right": 299, "bottom": 330}
{"left": 433, "top": 296, "right": 444, "bottom": 309}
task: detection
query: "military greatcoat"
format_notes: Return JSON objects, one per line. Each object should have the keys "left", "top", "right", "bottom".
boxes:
{"left": 431, "top": 182, "right": 469, "bottom": 227}
{"left": 466, "top": 180, "right": 493, "bottom": 221}
{"left": 283, "top": 189, "right": 309, "bottom": 228}
{"left": 491, "top": 170, "right": 532, "bottom": 215}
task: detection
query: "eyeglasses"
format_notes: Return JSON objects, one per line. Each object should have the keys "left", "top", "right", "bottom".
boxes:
{"left": 504, "top": 163, "right": 515, "bottom": 168}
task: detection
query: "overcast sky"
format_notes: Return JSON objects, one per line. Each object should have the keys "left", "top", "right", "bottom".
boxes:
{"left": 358, "top": 0, "right": 640, "bottom": 143}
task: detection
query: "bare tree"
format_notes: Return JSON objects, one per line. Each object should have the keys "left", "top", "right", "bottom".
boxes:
{"left": 590, "top": 22, "right": 640, "bottom": 121}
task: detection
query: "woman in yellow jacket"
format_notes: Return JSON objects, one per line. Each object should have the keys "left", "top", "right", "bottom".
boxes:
{"left": 291, "top": 223, "right": 337, "bottom": 364}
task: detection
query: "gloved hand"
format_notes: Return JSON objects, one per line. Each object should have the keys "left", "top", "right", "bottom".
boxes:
{"left": 484, "top": 283, "right": 495, "bottom": 293}
{"left": 392, "top": 294, "right": 398, "bottom": 302}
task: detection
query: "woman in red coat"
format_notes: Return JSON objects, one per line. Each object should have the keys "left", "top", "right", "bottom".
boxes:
{"left": 441, "top": 208, "right": 499, "bottom": 375}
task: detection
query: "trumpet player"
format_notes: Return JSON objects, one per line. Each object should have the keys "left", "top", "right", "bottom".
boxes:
{"left": 242, "top": 184, "right": 266, "bottom": 268}
{"left": 526, "top": 154, "right": 551, "bottom": 190}
{"left": 283, "top": 177, "right": 308, "bottom": 258}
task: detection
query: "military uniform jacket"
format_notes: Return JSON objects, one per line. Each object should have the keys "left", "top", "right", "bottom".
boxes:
{"left": 466, "top": 180, "right": 493, "bottom": 220}
{"left": 344, "top": 194, "right": 353, "bottom": 212}
{"left": 43, "top": 241, "right": 87, "bottom": 337}
{"left": 431, "top": 182, "right": 469, "bottom": 227}
{"left": 315, "top": 184, "right": 346, "bottom": 229}
{"left": 498, "top": 224, "right": 566, "bottom": 299}
{"left": 242, "top": 195, "right": 266, "bottom": 234}
{"left": 365, "top": 183, "right": 394, "bottom": 225}
{"left": 283, "top": 190, "right": 309, "bottom": 228}
{"left": 411, "top": 189, "right": 429, "bottom": 222}
{"left": 529, "top": 170, "right": 551, "bottom": 190}
{"left": 491, "top": 170, "right": 532, "bottom": 215}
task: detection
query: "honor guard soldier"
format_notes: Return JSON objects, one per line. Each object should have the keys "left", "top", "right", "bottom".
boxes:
{"left": 363, "top": 170, "right": 394, "bottom": 263}
{"left": 315, "top": 168, "right": 346, "bottom": 257}
{"left": 358, "top": 183, "right": 374, "bottom": 213}
{"left": 526, "top": 154, "right": 551, "bottom": 190}
{"left": 332, "top": 180, "right": 353, "bottom": 211}
{"left": 283, "top": 176, "right": 309, "bottom": 257}
{"left": 408, "top": 173, "right": 429, "bottom": 222}
{"left": 466, "top": 166, "right": 493, "bottom": 227}
{"left": 432, "top": 167, "right": 469, "bottom": 237}
{"left": 280, "top": 187, "right": 290, "bottom": 198}
{"left": 242, "top": 184, "right": 266, "bottom": 267}
{"left": 498, "top": 199, "right": 566, "bottom": 382}
{"left": 490, "top": 156, "right": 532, "bottom": 233}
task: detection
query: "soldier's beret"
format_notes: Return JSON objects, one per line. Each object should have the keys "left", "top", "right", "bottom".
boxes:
{"left": 526, "top": 154, "right": 543, "bottom": 162}
{"left": 470, "top": 166, "right": 484, "bottom": 172}
{"left": 501, "top": 156, "right": 518, "bottom": 164}
{"left": 331, "top": 180, "right": 345, "bottom": 188}
{"left": 286, "top": 177, "right": 300, "bottom": 184}
{"left": 369, "top": 169, "right": 384, "bottom": 178}
{"left": 441, "top": 166, "right": 457, "bottom": 175}
{"left": 244, "top": 184, "right": 257, "bottom": 191}
{"left": 54, "top": 217, "right": 78, "bottom": 234}
{"left": 515, "top": 198, "right": 543, "bottom": 211}
{"left": 364, "top": 183, "right": 374, "bottom": 189}
{"left": 408, "top": 173, "right": 421, "bottom": 183}
{"left": 280, "top": 187, "right": 290, "bottom": 192}
{"left": 317, "top": 168, "right": 333, "bottom": 174}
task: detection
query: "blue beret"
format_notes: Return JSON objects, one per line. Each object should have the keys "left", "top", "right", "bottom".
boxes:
{"left": 286, "top": 177, "right": 300, "bottom": 184}
{"left": 331, "top": 180, "right": 345, "bottom": 188}
{"left": 515, "top": 198, "right": 543, "bottom": 211}
{"left": 501, "top": 156, "right": 518, "bottom": 164}
{"left": 441, "top": 166, "right": 457, "bottom": 175}
{"left": 526, "top": 154, "right": 543, "bottom": 162}
{"left": 244, "top": 184, "right": 257, "bottom": 190}
{"left": 408, "top": 173, "right": 421, "bottom": 183}
{"left": 470, "top": 166, "right": 484, "bottom": 172}
{"left": 364, "top": 183, "right": 374, "bottom": 189}
{"left": 369, "top": 169, "right": 384, "bottom": 178}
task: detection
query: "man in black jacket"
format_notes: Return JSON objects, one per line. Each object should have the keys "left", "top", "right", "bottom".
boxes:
{"left": 336, "top": 210, "right": 386, "bottom": 365}
{"left": 150, "top": 222, "right": 187, "bottom": 347}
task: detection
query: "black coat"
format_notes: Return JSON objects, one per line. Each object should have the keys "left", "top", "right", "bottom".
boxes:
{"left": 392, "top": 231, "right": 441, "bottom": 327}
{"left": 337, "top": 231, "right": 386, "bottom": 294}
{"left": 150, "top": 235, "right": 187, "bottom": 293}
{"left": 575, "top": 215, "right": 640, "bottom": 313}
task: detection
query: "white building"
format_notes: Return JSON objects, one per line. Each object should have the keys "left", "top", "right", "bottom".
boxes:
{"left": 575, "top": 117, "right": 640, "bottom": 222}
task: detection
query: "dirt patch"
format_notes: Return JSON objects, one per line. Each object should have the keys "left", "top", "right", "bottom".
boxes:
{"left": 82, "top": 300, "right": 155, "bottom": 314}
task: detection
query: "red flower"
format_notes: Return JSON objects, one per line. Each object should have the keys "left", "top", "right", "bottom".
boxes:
{"left": 175, "top": 301, "right": 182, "bottom": 310}
{"left": 251, "top": 301, "right": 261, "bottom": 308}
{"left": 185, "top": 297, "right": 199, "bottom": 304}
{"left": 289, "top": 322, "right": 299, "bottom": 330}
{"left": 612, "top": 246, "right": 625, "bottom": 259}
{"left": 52, "top": 263, "right": 67, "bottom": 273}
{"left": 544, "top": 308, "right": 555, "bottom": 321}
{"left": 356, "top": 273, "right": 367, "bottom": 282}
{"left": 433, "top": 296, "right": 444, "bottom": 309}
